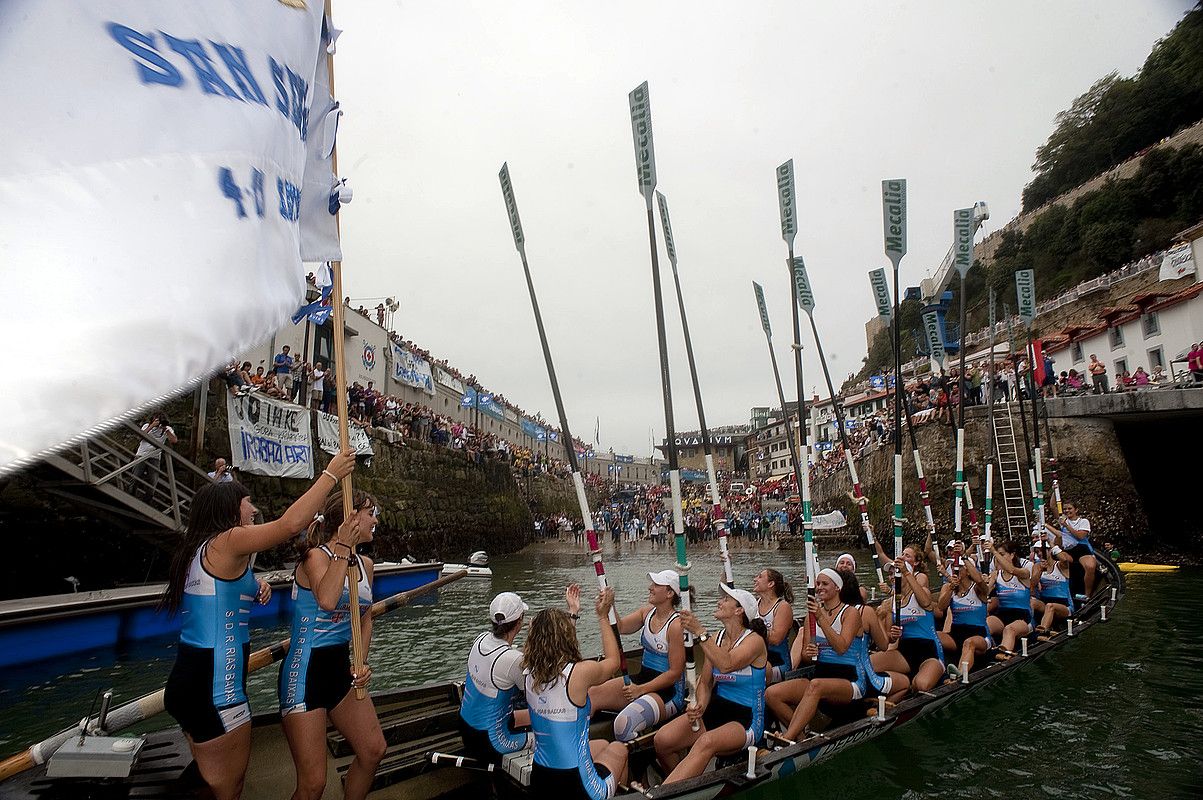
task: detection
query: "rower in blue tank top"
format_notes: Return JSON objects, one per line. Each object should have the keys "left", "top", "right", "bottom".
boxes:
{"left": 524, "top": 590, "right": 628, "bottom": 799}
{"left": 937, "top": 555, "right": 994, "bottom": 679}
{"left": 159, "top": 451, "right": 356, "bottom": 800}
{"left": 1031, "top": 543, "right": 1075, "bottom": 636}
{"left": 987, "top": 538, "right": 1035, "bottom": 657}
{"left": 753, "top": 568, "right": 794, "bottom": 684}
{"left": 868, "top": 543, "right": 946, "bottom": 695}
{"left": 460, "top": 587, "right": 580, "bottom": 764}
{"left": 278, "top": 490, "right": 385, "bottom": 800}
{"left": 588, "top": 571, "right": 688, "bottom": 743}
{"left": 655, "top": 584, "right": 768, "bottom": 785}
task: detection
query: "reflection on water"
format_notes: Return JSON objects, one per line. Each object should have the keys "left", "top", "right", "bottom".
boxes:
{"left": 2, "top": 543, "right": 1201, "bottom": 799}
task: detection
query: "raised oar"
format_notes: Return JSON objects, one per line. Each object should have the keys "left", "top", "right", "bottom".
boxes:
{"left": 796, "top": 258, "right": 878, "bottom": 593}
{"left": 951, "top": 208, "right": 975, "bottom": 561}
{"left": 0, "top": 570, "right": 468, "bottom": 782}
{"left": 753, "top": 281, "right": 809, "bottom": 634}
{"left": 629, "top": 81, "right": 697, "bottom": 722}
{"left": 657, "top": 190, "right": 732, "bottom": 587}
{"left": 882, "top": 179, "right": 908, "bottom": 625}
{"left": 777, "top": 162, "right": 816, "bottom": 597}
{"left": 498, "top": 163, "right": 628, "bottom": 681}
{"left": 1014, "top": 269, "right": 1043, "bottom": 547}
{"left": 982, "top": 288, "right": 998, "bottom": 568}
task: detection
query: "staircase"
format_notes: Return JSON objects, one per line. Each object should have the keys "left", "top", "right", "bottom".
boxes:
{"left": 990, "top": 401, "right": 1029, "bottom": 539}
{"left": 38, "top": 421, "right": 212, "bottom": 532}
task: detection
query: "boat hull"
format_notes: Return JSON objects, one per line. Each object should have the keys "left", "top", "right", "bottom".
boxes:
{"left": 0, "top": 561, "right": 441, "bottom": 668}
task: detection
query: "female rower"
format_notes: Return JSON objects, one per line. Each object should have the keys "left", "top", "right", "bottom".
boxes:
{"left": 764, "top": 569, "right": 874, "bottom": 742}
{"left": 524, "top": 589, "right": 628, "bottom": 799}
{"left": 1031, "top": 538, "right": 1075, "bottom": 634}
{"left": 655, "top": 585, "right": 768, "bottom": 784}
{"left": 753, "top": 568, "right": 794, "bottom": 683}
{"left": 588, "top": 570, "right": 687, "bottom": 743}
{"left": 987, "top": 539, "right": 1033, "bottom": 656}
{"left": 834, "top": 553, "right": 869, "bottom": 602}
{"left": 160, "top": 450, "right": 356, "bottom": 800}
{"left": 936, "top": 554, "right": 993, "bottom": 679}
{"left": 1055, "top": 502, "right": 1098, "bottom": 597}
{"left": 279, "top": 490, "right": 385, "bottom": 800}
{"left": 870, "top": 545, "right": 944, "bottom": 693}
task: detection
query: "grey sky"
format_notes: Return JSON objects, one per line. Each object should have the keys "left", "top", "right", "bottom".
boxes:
{"left": 333, "top": 1, "right": 1191, "bottom": 457}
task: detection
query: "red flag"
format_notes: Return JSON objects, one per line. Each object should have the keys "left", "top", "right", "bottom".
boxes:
{"left": 1032, "top": 339, "right": 1046, "bottom": 385}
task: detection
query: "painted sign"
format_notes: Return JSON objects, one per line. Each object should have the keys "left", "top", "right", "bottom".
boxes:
{"left": 953, "top": 207, "right": 975, "bottom": 278}
{"left": 882, "top": 179, "right": 907, "bottom": 263}
{"left": 922, "top": 309, "right": 946, "bottom": 365}
{"left": 392, "top": 345, "right": 435, "bottom": 396}
{"left": 1159, "top": 242, "right": 1196, "bottom": 280}
{"left": 498, "top": 161, "right": 524, "bottom": 252}
{"left": 777, "top": 160, "right": 797, "bottom": 245}
{"left": 628, "top": 81, "right": 657, "bottom": 201}
{"left": 754, "top": 281, "right": 772, "bottom": 335}
{"left": 792, "top": 257, "right": 815, "bottom": 315}
{"left": 1015, "top": 269, "right": 1036, "bottom": 326}
{"left": 317, "top": 413, "right": 374, "bottom": 457}
{"left": 869, "top": 268, "right": 892, "bottom": 317}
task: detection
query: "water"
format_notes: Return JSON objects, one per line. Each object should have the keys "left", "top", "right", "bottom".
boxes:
{"left": 2, "top": 544, "right": 1201, "bottom": 798}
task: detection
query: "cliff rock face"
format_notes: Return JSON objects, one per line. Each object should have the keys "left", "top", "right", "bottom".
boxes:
{"left": 807, "top": 410, "right": 1150, "bottom": 556}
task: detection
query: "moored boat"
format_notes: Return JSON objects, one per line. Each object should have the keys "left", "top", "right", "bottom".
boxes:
{"left": 0, "top": 560, "right": 442, "bottom": 668}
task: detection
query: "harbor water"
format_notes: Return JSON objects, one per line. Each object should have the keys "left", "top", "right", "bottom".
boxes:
{"left": 1, "top": 542, "right": 1200, "bottom": 798}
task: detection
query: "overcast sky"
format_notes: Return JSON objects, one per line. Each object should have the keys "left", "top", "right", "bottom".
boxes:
{"left": 332, "top": 1, "right": 1192, "bottom": 457}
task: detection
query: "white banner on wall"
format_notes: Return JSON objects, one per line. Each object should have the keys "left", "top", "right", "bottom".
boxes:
{"left": 434, "top": 366, "right": 464, "bottom": 394}
{"left": 393, "top": 345, "right": 436, "bottom": 396}
{"left": 227, "top": 393, "right": 313, "bottom": 479}
{"left": 1159, "top": 242, "right": 1196, "bottom": 281}
{"left": 0, "top": 1, "right": 328, "bottom": 475}
{"left": 317, "top": 412, "right": 374, "bottom": 456}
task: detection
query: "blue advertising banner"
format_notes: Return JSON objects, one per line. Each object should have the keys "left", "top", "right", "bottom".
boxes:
{"left": 460, "top": 387, "right": 504, "bottom": 421}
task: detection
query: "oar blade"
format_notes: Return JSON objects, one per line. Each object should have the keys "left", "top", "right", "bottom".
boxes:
{"left": 498, "top": 162, "right": 525, "bottom": 253}
{"left": 792, "top": 256, "right": 815, "bottom": 316}
{"left": 953, "top": 207, "right": 974, "bottom": 279}
{"left": 869, "top": 268, "right": 892, "bottom": 318}
{"left": 656, "top": 190, "right": 677, "bottom": 265}
{"left": 753, "top": 281, "right": 772, "bottom": 336}
{"left": 776, "top": 159, "right": 797, "bottom": 247}
{"left": 628, "top": 81, "right": 657, "bottom": 202}
{"left": 882, "top": 179, "right": 907, "bottom": 264}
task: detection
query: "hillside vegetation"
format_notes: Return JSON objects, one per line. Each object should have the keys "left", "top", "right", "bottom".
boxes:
{"left": 854, "top": 5, "right": 1203, "bottom": 386}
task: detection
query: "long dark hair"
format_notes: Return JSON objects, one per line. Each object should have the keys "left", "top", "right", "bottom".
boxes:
{"left": 839, "top": 572, "right": 863, "bottom": 606}
{"left": 763, "top": 568, "right": 794, "bottom": 603}
{"left": 158, "top": 482, "right": 250, "bottom": 613}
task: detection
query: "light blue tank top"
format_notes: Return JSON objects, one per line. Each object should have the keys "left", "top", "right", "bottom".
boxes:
{"left": 950, "top": 587, "right": 989, "bottom": 628}
{"left": 711, "top": 629, "right": 766, "bottom": 742}
{"left": 996, "top": 561, "right": 1032, "bottom": 610}
{"left": 639, "top": 608, "right": 680, "bottom": 673}
{"left": 759, "top": 597, "right": 792, "bottom": 666}
{"left": 815, "top": 604, "right": 860, "bottom": 667}
{"left": 460, "top": 632, "right": 528, "bottom": 754}
{"left": 898, "top": 592, "right": 939, "bottom": 642}
{"left": 286, "top": 546, "right": 372, "bottom": 649}
{"left": 526, "top": 664, "right": 610, "bottom": 800}
{"left": 1038, "top": 564, "right": 1073, "bottom": 611}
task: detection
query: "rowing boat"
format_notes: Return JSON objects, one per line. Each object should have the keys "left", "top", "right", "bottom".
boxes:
{"left": 0, "top": 555, "right": 1123, "bottom": 799}
{"left": 1117, "top": 562, "right": 1179, "bottom": 574}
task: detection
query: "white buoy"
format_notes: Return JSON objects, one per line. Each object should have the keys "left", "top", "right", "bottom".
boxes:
{"left": 1020, "top": 638, "right": 1028, "bottom": 657}
{"left": 1101, "top": 605, "right": 1108, "bottom": 622}
{"left": 960, "top": 662, "right": 970, "bottom": 684}
{"left": 745, "top": 745, "right": 756, "bottom": 779}
{"left": 1067, "top": 619, "right": 1075, "bottom": 637}
{"left": 877, "top": 695, "right": 887, "bottom": 719}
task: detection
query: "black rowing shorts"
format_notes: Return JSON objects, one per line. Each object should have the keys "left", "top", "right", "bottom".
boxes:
{"left": 165, "top": 642, "right": 251, "bottom": 743}
{"left": 279, "top": 643, "right": 352, "bottom": 715}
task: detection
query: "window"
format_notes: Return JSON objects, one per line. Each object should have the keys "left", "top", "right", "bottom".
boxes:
{"left": 1142, "top": 312, "right": 1160, "bottom": 338}
{"left": 1071, "top": 342, "right": 1083, "bottom": 364}
{"left": 1109, "top": 326, "right": 1124, "bottom": 349}
{"left": 1114, "top": 358, "right": 1127, "bottom": 375}
{"left": 1148, "top": 347, "right": 1164, "bottom": 369}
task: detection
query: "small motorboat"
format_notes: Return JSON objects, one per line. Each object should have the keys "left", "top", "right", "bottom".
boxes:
{"left": 1118, "top": 562, "right": 1180, "bottom": 574}
{"left": 441, "top": 550, "right": 493, "bottom": 579}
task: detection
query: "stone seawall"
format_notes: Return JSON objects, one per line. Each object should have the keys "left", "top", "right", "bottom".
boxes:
{"left": 806, "top": 409, "right": 1153, "bottom": 558}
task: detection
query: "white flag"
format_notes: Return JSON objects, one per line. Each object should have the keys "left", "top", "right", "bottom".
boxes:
{"left": 0, "top": 1, "right": 328, "bottom": 474}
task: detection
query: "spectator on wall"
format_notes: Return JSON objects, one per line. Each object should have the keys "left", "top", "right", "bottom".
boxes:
{"left": 1189, "top": 343, "right": 1203, "bottom": 386}
{"left": 129, "top": 411, "right": 177, "bottom": 502}
{"left": 207, "top": 457, "right": 234, "bottom": 483}
{"left": 1088, "top": 354, "right": 1109, "bottom": 394}
{"left": 309, "top": 360, "right": 327, "bottom": 411}
{"left": 273, "top": 345, "right": 294, "bottom": 394}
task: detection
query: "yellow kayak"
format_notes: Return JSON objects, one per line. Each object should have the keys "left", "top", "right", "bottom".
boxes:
{"left": 1119, "top": 562, "right": 1180, "bottom": 574}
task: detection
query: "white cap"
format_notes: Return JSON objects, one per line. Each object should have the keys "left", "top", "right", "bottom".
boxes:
{"left": 720, "top": 583, "right": 759, "bottom": 622}
{"left": 648, "top": 570, "right": 681, "bottom": 596}
{"left": 488, "top": 592, "right": 528, "bottom": 624}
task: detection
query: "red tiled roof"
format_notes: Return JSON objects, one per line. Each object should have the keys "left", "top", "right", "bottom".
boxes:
{"left": 1149, "top": 281, "right": 1203, "bottom": 313}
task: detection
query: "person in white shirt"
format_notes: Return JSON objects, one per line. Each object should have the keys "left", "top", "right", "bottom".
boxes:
{"left": 130, "top": 412, "right": 177, "bottom": 501}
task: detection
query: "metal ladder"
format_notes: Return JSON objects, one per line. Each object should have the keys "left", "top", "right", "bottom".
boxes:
{"left": 991, "top": 401, "right": 1029, "bottom": 539}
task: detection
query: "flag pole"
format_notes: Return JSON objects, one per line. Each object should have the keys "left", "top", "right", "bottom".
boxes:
{"left": 320, "top": 0, "right": 366, "bottom": 700}
{"left": 656, "top": 191, "right": 732, "bottom": 587}
{"left": 629, "top": 81, "right": 698, "bottom": 726}
{"left": 882, "top": 179, "right": 908, "bottom": 626}
{"left": 498, "top": 164, "right": 628, "bottom": 680}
